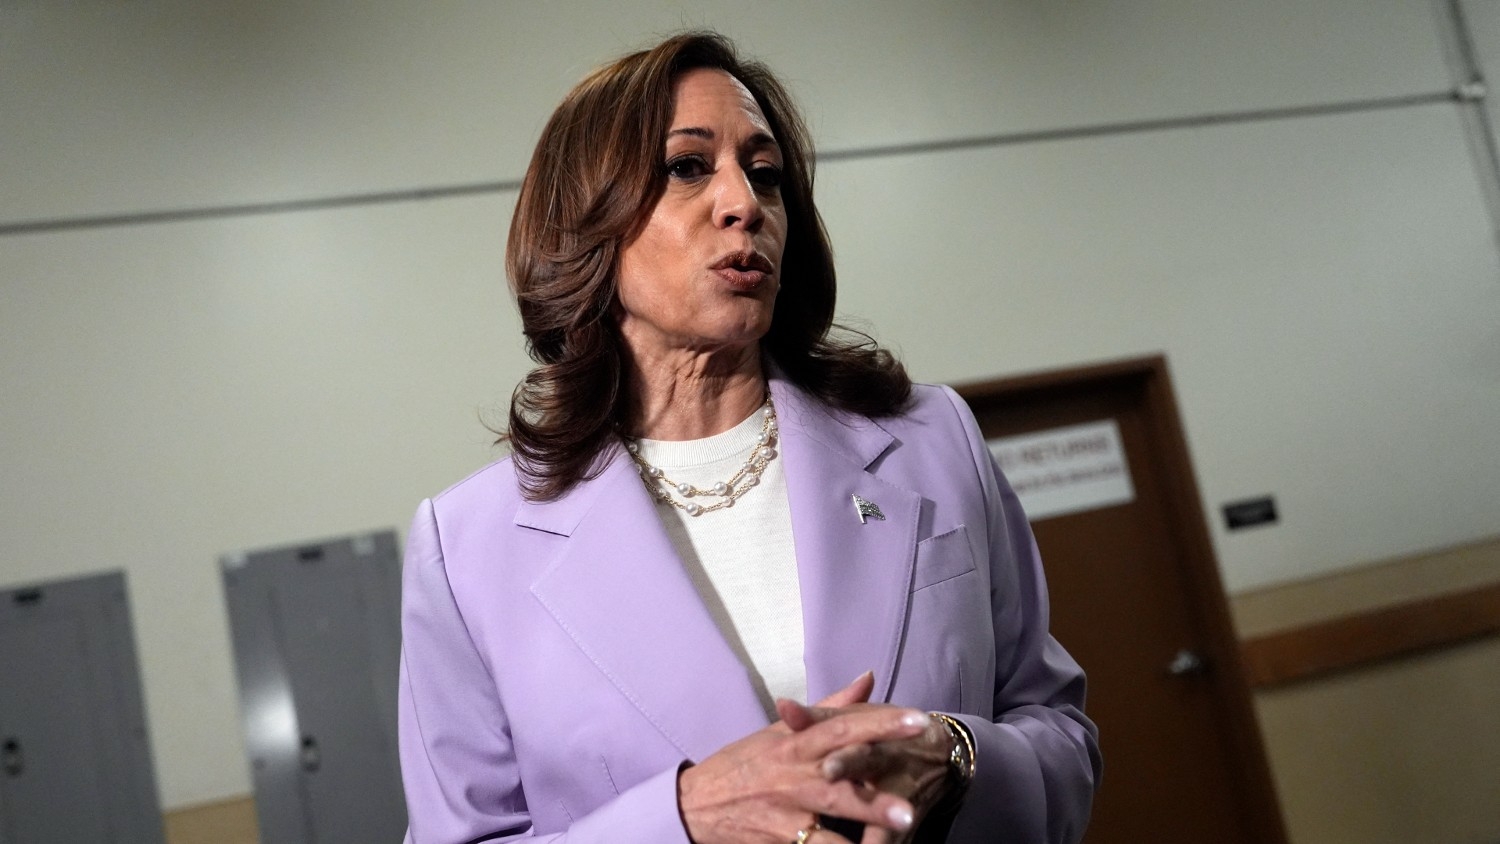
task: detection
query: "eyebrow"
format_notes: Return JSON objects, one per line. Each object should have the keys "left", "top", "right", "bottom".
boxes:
{"left": 667, "top": 126, "right": 781, "bottom": 151}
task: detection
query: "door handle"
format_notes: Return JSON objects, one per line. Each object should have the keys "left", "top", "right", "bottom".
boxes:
{"left": 299, "top": 735, "right": 321, "bottom": 773}
{"left": 2, "top": 737, "right": 22, "bottom": 776}
{"left": 1167, "top": 649, "right": 1210, "bottom": 677}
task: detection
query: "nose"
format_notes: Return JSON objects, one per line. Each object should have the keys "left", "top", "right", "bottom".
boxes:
{"left": 712, "top": 166, "right": 764, "bottom": 232}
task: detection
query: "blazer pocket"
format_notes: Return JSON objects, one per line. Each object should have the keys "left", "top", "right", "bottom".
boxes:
{"left": 911, "top": 525, "right": 977, "bottom": 592}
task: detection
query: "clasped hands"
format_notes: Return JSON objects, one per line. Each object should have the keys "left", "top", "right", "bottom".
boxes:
{"left": 678, "top": 671, "right": 957, "bottom": 844}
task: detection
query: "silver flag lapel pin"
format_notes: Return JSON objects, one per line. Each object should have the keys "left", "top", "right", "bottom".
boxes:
{"left": 852, "top": 494, "right": 885, "bottom": 524}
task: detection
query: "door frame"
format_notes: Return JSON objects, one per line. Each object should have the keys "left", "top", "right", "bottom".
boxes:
{"left": 953, "top": 354, "right": 1287, "bottom": 843}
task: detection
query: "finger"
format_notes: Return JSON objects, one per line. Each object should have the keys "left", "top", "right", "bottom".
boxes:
{"left": 859, "top": 804, "right": 918, "bottom": 844}
{"left": 778, "top": 697, "right": 819, "bottom": 732}
{"left": 823, "top": 736, "right": 948, "bottom": 783}
{"left": 780, "top": 699, "right": 843, "bottom": 733}
{"left": 808, "top": 826, "right": 856, "bottom": 844}
{"left": 786, "top": 671, "right": 878, "bottom": 731}
{"left": 794, "top": 708, "right": 931, "bottom": 759}
{"left": 785, "top": 700, "right": 892, "bottom": 738}
{"left": 781, "top": 691, "right": 892, "bottom": 734}
{"left": 801, "top": 780, "right": 915, "bottom": 836}
{"left": 815, "top": 670, "right": 876, "bottom": 708}
{"left": 821, "top": 743, "right": 881, "bottom": 782}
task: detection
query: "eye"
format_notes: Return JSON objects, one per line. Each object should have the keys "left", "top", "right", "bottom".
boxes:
{"left": 748, "top": 163, "right": 783, "bottom": 192}
{"left": 664, "top": 154, "right": 710, "bottom": 181}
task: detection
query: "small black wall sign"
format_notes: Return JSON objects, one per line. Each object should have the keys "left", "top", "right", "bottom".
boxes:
{"left": 1223, "top": 496, "right": 1278, "bottom": 530}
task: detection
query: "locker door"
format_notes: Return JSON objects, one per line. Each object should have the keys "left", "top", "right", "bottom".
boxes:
{"left": 0, "top": 617, "right": 108, "bottom": 842}
{"left": 222, "top": 531, "right": 405, "bottom": 844}
{"left": 0, "top": 572, "right": 165, "bottom": 844}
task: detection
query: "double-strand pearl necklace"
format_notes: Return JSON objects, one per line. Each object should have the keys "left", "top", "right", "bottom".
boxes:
{"left": 625, "top": 395, "right": 778, "bottom": 517}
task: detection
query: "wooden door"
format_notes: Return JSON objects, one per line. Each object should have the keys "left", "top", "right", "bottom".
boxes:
{"left": 956, "top": 356, "right": 1286, "bottom": 844}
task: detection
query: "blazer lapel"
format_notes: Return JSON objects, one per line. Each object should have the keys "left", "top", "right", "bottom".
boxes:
{"left": 770, "top": 377, "right": 921, "bottom": 705}
{"left": 522, "top": 447, "right": 769, "bottom": 762}
{"left": 520, "top": 377, "right": 922, "bottom": 757}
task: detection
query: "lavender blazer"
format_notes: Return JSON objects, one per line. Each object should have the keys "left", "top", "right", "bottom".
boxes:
{"left": 398, "top": 376, "right": 1101, "bottom": 843}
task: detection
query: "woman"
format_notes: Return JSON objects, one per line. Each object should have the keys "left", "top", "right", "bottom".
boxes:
{"left": 399, "top": 31, "right": 1100, "bottom": 844}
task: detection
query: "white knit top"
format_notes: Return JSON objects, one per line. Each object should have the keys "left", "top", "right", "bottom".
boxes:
{"left": 633, "top": 405, "right": 805, "bottom": 718}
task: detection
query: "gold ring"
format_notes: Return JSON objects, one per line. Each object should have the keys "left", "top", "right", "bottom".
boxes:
{"left": 793, "top": 822, "right": 822, "bottom": 844}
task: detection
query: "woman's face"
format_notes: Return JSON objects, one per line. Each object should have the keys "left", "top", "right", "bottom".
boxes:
{"left": 615, "top": 68, "right": 788, "bottom": 364}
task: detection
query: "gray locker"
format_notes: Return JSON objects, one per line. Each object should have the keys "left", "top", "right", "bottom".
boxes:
{"left": 0, "top": 571, "right": 165, "bottom": 844}
{"left": 221, "top": 530, "right": 405, "bottom": 844}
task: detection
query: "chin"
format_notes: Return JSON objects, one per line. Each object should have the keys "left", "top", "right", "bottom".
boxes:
{"left": 702, "top": 322, "right": 772, "bottom": 356}
{"left": 714, "top": 304, "right": 774, "bottom": 339}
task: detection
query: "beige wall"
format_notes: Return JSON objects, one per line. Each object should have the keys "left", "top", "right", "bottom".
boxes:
{"left": 1, "top": 0, "right": 1497, "bottom": 829}
{"left": 1231, "top": 537, "right": 1500, "bottom": 844}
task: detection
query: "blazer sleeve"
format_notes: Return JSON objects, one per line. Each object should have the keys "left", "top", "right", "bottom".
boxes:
{"left": 398, "top": 498, "right": 693, "bottom": 844}
{"left": 936, "top": 386, "right": 1103, "bottom": 844}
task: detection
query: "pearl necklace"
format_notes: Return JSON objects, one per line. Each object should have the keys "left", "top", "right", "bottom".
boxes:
{"left": 625, "top": 396, "right": 778, "bottom": 517}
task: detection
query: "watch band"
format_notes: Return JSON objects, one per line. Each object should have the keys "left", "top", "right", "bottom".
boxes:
{"left": 930, "top": 712, "right": 976, "bottom": 790}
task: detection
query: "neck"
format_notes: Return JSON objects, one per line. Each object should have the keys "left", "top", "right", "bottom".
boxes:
{"left": 624, "top": 343, "right": 767, "bottom": 441}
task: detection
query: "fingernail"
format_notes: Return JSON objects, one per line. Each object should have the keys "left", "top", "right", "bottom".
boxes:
{"left": 821, "top": 758, "right": 843, "bottom": 779}
{"left": 900, "top": 711, "right": 931, "bottom": 729}
{"left": 887, "top": 804, "right": 913, "bottom": 830}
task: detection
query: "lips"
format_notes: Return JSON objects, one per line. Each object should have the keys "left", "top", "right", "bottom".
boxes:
{"left": 711, "top": 250, "right": 776, "bottom": 291}
{"left": 711, "top": 251, "right": 776, "bottom": 275}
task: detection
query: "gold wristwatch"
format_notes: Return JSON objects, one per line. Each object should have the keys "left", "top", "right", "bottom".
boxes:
{"left": 930, "top": 712, "right": 976, "bottom": 791}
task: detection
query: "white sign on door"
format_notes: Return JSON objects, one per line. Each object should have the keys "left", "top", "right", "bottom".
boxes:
{"left": 987, "top": 419, "right": 1135, "bottom": 520}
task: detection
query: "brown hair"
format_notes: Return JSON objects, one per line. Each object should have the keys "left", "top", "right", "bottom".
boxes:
{"left": 504, "top": 31, "right": 910, "bottom": 500}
